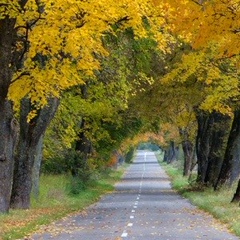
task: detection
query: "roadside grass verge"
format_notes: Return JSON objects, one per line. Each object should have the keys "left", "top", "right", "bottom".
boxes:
{"left": 155, "top": 153, "right": 240, "bottom": 237}
{"left": 0, "top": 166, "right": 126, "bottom": 240}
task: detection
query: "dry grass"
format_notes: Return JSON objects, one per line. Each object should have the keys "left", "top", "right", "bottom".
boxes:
{"left": 157, "top": 155, "right": 240, "bottom": 237}
{"left": 0, "top": 168, "right": 125, "bottom": 240}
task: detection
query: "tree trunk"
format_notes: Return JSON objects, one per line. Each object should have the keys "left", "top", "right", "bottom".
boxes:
{"left": 179, "top": 128, "right": 195, "bottom": 177}
{"left": 195, "top": 110, "right": 214, "bottom": 183}
{"left": 231, "top": 178, "right": 240, "bottom": 203}
{"left": 204, "top": 113, "right": 231, "bottom": 186}
{"left": 71, "top": 118, "right": 93, "bottom": 177}
{"left": 71, "top": 84, "right": 93, "bottom": 177}
{"left": 182, "top": 140, "right": 195, "bottom": 177}
{"left": 163, "top": 141, "right": 178, "bottom": 164}
{"left": 0, "top": 101, "right": 19, "bottom": 213}
{"left": 31, "top": 134, "right": 44, "bottom": 199}
{"left": 75, "top": 119, "right": 93, "bottom": 160}
{"left": 10, "top": 98, "right": 59, "bottom": 209}
{"left": 163, "top": 150, "right": 168, "bottom": 162}
{"left": 0, "top": 18, "right": 18, "bottom": 213}
{"left": 215, "top": 110, "right": 240, "bottom": 189}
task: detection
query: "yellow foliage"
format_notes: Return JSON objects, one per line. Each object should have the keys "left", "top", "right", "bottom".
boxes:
{"left": 161, "top": 42, "right": 240, "bottom": 114}
{"left": 3, "top": 0, "right": 174, "bottom": 110}
{"left": 121, "top": 131, "right": 165, "bottom": 151}
{"left": 168, "top": 0, "right": 240, "bottom": 57}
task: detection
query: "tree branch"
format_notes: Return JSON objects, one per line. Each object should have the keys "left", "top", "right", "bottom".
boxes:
{"left": 11, "top": 71, "right": 30, "bottom": 84}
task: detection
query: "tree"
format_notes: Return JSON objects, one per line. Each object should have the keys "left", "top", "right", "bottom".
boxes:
{"left": 215, "top": 110, "right": 240, "bottom": 188}
{"left": 10, "top": 98, "right": 59, "bottom": 209}
{"left": 169, "top": 0, "right": 240, "bottom": 186}
{"left": 0, "top": 2, "right": 26, "bottom": 213}
{"left": 195, "top": 110, "right": 231, "bottom": 185}
{"left": 43, "top": 29, "right": 162, "bottom": 177}
{"left": 167, "top": 0, "right": 240, "bottom": 57}
{"left": 0, "top": 0, "right": 174, "bottom": 213}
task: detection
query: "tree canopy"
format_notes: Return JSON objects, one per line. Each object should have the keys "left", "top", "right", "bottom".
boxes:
{"left": 1, "top": 0, "right": 240, "bottom": 213}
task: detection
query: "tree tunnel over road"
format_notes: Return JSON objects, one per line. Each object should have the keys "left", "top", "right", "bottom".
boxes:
{"left": 31, "top": 151, "right": 238, "bottom": 239}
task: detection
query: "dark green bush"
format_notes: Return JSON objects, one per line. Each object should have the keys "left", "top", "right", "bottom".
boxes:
{"left": 125, "top": 147, "right": 135, "bottom": 163}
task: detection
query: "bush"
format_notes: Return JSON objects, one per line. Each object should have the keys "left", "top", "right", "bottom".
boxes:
{"left": 67, "top": 176, "right": 87, "bottom": 195}
{"left": 125, "top": 147, "right": 135, "bottom": 163}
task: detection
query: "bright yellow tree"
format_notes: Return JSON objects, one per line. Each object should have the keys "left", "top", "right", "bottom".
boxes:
{"left": 6, "top": 0, "right": 174, "bottom": 108}
{"left": 0, "top": 0, "right": 175, "bottom": 213}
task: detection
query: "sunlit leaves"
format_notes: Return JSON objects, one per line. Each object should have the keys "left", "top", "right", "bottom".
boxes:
{"left": 0, "top": 1, "right": 20, "bottom": 19}
{"left": 3, "top": 0, "right": 173, "bottom": 111}
{"left": 168, "top": 0, "right": 240, "bottom": 57}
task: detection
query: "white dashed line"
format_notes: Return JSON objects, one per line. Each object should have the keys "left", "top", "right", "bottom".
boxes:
{"left": 121, "top": 232, "right": 128, "bottom": 238}
{"left": 120, "top": 151, "right": 148, "bottom": 239}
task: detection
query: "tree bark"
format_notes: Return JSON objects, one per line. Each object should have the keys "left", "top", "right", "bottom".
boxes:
{"left": 182, "top": 140, "right": 195, "bottom": 177}
{"left": 0, "top": 1, "right": 37, "bottom": 213}
{"left": 163, "top": 150, "right": 168, "bottom": 162}
{"left": 31, "top": 134, "right": 44, "bottom": 199}
{"left": 163, "top": 141, "right": 178, "bottom": 164}
{"left": 75, "top": 119, "right": 93, "bottom": 160}
{"left": 0, "top": 101, "right": 19, "bottom": 213}
{"left": 0, "top": 17, "right": 18, "bottom": 213}
{"left": 215, "top": 110, "right": 240, "bottom": 189}
{"left": 70, "top": 84, "right": 93, "bottom": 177}
{"left": 10, "top": 98, "right": 59, "bottom": 209}
{"left": 204, "top": 113, "right": 231, "bottom": 186}
{"left": 195, "top": 110, "right": 213, "bottom": 183}
{"left": 71, "top": 118, "right": 93, "bottom": 177}
{"left": 195, "top": 110, "right": 231, "bottom": 185}
{"left": 231, "top": 178, "right": 240, "bottom": 203}
{"left": 179, "top": 128, "right": 195, "bottom": 177}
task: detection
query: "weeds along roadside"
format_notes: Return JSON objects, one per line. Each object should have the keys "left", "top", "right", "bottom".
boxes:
{"left": 0, "top": 165, "right": 127, "bottom": 240}
{"left": 155, "top": 151, "right": 240, "bottom": 237}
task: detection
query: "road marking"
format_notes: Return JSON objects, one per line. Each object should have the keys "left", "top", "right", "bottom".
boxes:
{"left": 121, "top": 232, "right": 128, "bottom": 238}
{"left": 144, "top": 152, "right": 147, "bottom": 171}
{"left": 120, "top": 151, "right": 148, "bottom": 240}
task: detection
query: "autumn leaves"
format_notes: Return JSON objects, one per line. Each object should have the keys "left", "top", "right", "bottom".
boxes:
{"left": 0, "top": 0, "right": 240, "bottom": 214}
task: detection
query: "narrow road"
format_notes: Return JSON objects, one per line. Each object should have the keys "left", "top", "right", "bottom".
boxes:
{"left": 31, "top": 150, "right": 239, "bottom": 240}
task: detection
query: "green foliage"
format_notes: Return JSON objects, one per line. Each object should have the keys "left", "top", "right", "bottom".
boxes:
{"left": 43, "top": 29, "right": 159, "bottom": 172}
{"left": 67, "top": 177, "right": 87, "bottom": 195}
{"left": 124, "top": 146, "right": 135, "bottom": 163}
{"left": 42, "top": 156, "right": 68, "bottom": 174}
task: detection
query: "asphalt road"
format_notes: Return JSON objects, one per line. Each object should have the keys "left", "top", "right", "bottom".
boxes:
{"left": 30, "top": 150, "right": 239, "bottom": 240}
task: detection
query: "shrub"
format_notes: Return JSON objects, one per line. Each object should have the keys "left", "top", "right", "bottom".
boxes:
{"left": 125, "top": 147, "right": 135, "bottom": 163}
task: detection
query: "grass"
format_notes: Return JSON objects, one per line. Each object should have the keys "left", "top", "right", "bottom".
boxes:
{"left": 155, "top": 152, "right": 240, "bottom": 237}
{"left": 0, "top": 166, "right": 126, "bottom": 240}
